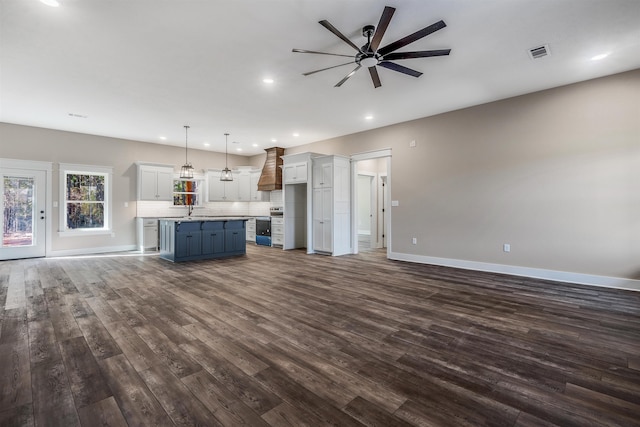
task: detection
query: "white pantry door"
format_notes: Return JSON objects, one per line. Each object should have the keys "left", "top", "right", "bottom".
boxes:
{"left": 1, "top": 168, "right": 47, "bottom": 260}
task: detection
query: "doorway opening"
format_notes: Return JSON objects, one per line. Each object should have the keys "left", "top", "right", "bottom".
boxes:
{"left": 351, "top": 150, "right": 391, "bottom": 256}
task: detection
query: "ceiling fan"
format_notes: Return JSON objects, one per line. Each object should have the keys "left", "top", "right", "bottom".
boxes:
{"left": 293, "top": 6, "right": 451, "bottom": 88}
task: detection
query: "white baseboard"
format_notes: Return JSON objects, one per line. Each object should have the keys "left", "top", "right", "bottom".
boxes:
{"left": 48, "top": 244, "right": 138, "bottom": 258}
{"left": 389, "top": 251, "right": 640, "bottom": 292}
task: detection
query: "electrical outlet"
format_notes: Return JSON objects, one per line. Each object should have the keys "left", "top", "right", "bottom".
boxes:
{"left": 503, "top": 243, "right": 511, "bottom": 252}
{"left": 409, "top": 140, "right": 416, "bottom": 148}
{"left": 412, "top": 237, "right": 417, "bottom": 245}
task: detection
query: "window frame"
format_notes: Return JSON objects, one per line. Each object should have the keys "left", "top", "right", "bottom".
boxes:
{"left": 58, "top": 163, "right": 113, "bottom": 237}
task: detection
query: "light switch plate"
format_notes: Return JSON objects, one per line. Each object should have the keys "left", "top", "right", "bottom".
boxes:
{"left": 391, "top": 200, "right": 399, "bottom": 207}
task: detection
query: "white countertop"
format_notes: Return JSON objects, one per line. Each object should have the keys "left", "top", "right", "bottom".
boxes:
{"left": 159, "top": 216, "right": 249, "bottom": 222}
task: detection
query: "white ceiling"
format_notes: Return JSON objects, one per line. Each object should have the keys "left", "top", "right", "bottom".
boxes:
{"left": 2, "top": 0, "right": 639, "bottom": 156}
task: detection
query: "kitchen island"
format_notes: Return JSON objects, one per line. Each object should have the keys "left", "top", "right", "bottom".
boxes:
{"left": 159, "top": 217, "right": 248, "bottom": 262}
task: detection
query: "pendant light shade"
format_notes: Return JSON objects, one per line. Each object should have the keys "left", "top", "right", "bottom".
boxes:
{"left": 180, "top": 125, "right": 194, "bottom": 179}
{"left": 220, "top": 133, "right": 233, "bottom": 181}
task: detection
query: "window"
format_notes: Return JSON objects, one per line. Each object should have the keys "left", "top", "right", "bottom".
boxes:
{"left": 173, "top": 177, "right": 202, "bottom": 206}
{"left": 59, "top": 163, "right": 112, "bottom": 236}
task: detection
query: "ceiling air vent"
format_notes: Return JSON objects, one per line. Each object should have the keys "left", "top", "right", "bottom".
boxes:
{"left": 528, "top": 44, "right": 550, "bottom": 60}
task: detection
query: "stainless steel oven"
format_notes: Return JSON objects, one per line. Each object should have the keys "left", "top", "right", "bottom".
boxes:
{"left": 255, "top": 216, "right": 271, "bottom": 246}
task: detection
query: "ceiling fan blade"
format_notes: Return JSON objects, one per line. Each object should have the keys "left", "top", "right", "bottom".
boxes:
{"left": 292, "top": 49, "right": 354, "bottom": 58}
{"left": 378, "top": 61, "right": 423, "bottom": 78}
{"left": 377, "top": 20, "right": 447, "bottom": 56}
{"left": 303, "top": 61, "right": 356, "bottom": 76}
{"left": 319, "top": 20, "right": 362, "bottom": 52}
{"left": 335, "top": 65, "right": 362, "bottom": 87}
{"left": 383, "top": 49, "right": 451, "bottom": 61}
{"left": 368, "top": 66, "right": 381, "bottom": 88}
{"left": 369, "top": 6, "right": 395, "bottom": 52}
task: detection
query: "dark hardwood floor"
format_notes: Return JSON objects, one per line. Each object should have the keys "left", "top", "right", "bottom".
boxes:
{"left": 1, "top": 244, "right": 639, "bottom": 426}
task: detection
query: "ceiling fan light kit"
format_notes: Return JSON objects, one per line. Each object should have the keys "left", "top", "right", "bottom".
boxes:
{"left": 293, "top": 5, "right": 451, "bottom": 88}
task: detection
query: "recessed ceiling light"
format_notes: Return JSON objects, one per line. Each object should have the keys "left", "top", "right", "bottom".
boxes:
{"left": 591, "top": 52, "right": 610, "bottom": 61}
{"left": 263, "top": 78, "right": 274, "bottom": 84}
{"left": 271, "top": 138, "right": 277, "bottom": 143}
{"left": 252, "top": 143, "right": 259, "bottom": 147}
{"left": 203, "top": 142, "right": 210, "bottom": 147}
{"left": 159, "top": 136, "right": 167, "bottom": 140}
{"left": 292, "top": 133, "right": 300, "bottom": 137}
{"left": 40, "top": 0, "right": 60, "bottom": 7}
{"left": 236, "top": 148, "right": 242, "bottom": 152}
{"left": 365, "top": 115, "right": 373, "bottom": 120}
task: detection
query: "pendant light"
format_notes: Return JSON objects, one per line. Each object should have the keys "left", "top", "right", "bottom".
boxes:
{"left": 180, "top": 125, "right": 194, "bottom": 179}
{"left": 220, "top": 133, "right": 233, "bottom": 181}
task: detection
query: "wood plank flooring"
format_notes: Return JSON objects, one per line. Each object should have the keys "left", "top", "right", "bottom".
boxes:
{"left": 1, "top": 245, "right": 639, "bottom": 426}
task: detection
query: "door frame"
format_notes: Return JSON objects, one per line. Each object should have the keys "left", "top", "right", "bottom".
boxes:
{"left": 0, "top": 158, "right": 53, "bottom": 258}
{"left": 350, "top": 149, "right": 391, "bottom": 256}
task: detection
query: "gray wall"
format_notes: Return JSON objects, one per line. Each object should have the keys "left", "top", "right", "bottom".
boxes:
{"left": 2, "top": 68, "right": 638, "bottom": 284}
{"left": 281, "top": 69, "right": 640, "bottom": 282}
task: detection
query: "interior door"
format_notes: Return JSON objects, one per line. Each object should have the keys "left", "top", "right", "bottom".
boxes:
{"left": 1, "top": 169, "right": 47, "bottom": 260}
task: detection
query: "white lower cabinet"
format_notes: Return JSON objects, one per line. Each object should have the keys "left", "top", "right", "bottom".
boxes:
{"left": 312, "top": 187, "right": 332, "bottom": 252}
{"left": 271, "top": 217, "right": 284, "bottom": 247}
{"left": 246, "top": 218, "right": 256, "bottom": 242}
{"left": 136, "top": 218, "right": 159, "bottom": 251}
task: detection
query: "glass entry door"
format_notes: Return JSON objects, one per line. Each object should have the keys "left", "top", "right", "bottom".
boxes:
{"left": 1, "top": 168, "right": 46, "bottom": 260}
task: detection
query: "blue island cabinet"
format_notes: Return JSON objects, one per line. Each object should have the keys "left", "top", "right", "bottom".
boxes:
{"left": 159, "top": 218, "right": 247, "bottom": 262}
{"left": 224, "top": 220, "right": 247, "bottom": 254}
{"left": 201, "top": 221, "right": 224, "bottom": 255}
{"left": 175, "top": 221, "right": 202, "bottom": 259}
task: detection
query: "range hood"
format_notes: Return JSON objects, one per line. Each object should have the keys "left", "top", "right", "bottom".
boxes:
{"left": 257, "top": 147, "right": 284, "bottom": 191}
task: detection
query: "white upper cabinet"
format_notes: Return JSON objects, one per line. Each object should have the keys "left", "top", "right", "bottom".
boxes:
{"left": 283, "top": 162, "right": 308, "bottom": 184}
{"left": 250, "top": 170, "right": 260, "bottom": 200}
{"left": 312, "top": 160, "right": 333, "bottom": 188}
{"left": 208, "top": 170, "right": 226, "bottom": 201}
{"left": 137, "top": 163, "right": 174, "bottom": 201}
{"left": 207, "top": 168, "right": 261, "bottom": 202}
{"left": 236, "top": 170, "right": 251, "bottom": 201}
